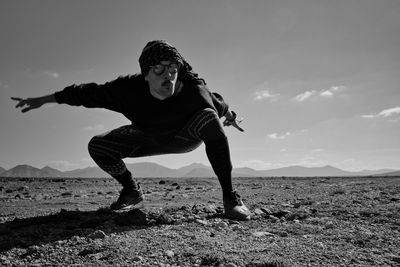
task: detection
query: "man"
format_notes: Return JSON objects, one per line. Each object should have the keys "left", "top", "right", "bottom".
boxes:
{"left": 12, "top": 40, "right": 251, "bottom": 220}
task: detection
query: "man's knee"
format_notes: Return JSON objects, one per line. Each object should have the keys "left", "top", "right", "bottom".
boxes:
{"left": 195, "top": 108, "right": 226, "bottom": 141}
{"left": 88, "top": 135, "right": 102, "bottom": 158}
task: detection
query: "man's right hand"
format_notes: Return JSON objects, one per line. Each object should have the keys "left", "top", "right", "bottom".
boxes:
{"left": 11, "top": 94, "right": 56, "bottom": 113}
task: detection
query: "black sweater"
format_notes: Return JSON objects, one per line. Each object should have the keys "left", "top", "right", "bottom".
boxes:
{"left": 54, "top": 74, "right": 229, "bottom": 135}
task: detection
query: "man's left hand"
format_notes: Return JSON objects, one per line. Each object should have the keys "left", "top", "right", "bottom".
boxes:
{"left": 223, "top": 111, "right": 244, "bottom": 132}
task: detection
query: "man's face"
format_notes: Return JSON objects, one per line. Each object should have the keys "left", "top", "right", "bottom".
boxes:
{"left": 144, "top": 61, "right": 180, "bottom": 100}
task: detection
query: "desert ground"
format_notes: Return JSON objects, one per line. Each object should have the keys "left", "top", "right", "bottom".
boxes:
{"left": 0, "top": 176, "right": 399, "bottom": 267}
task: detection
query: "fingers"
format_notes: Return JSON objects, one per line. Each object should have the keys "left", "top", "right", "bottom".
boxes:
{"left": 11, "top": 97, "right": 23, "bottom": 101}
{"left": 21, "top": 107, "right": 32, "bottom": 113}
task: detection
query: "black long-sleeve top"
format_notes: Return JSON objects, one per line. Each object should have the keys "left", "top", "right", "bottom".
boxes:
{"left": 54, "top": 74, "right": 229, "bottom": 136}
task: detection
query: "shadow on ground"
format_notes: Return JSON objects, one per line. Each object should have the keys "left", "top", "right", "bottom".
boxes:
{"left": 0, "top": 206, "right": 197, "bottom": 252}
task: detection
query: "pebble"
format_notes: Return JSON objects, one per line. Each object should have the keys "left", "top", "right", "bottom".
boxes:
{"left": 164, "top": 250, "right": 174, "bottom": 257}
{"left": 214, "top": 221, "right": 229, "bottom": 228}
{"left": 252, "top": 231, "right": 275, "bottom": 237}
{"left": 253, "top": 208, "right": 264, "bottom": 215}
{"left": 88, "top": 230, "right": 107, "bottom": 239}
{"left": 132, "top": 256, "right": 143, "bottom": 262}
{"left": 260, "top": 207, "right": 272, "bottom": 215}
{"left": 195, "top": 219, "right": 208, "bottom": 225}
{"left": 269, "top": 215, "right": 279, "bottom": 223}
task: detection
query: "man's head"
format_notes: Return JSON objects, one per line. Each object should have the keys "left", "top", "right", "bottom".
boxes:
{"left": 139, "top": 40, "right": 199, "bottom": 100}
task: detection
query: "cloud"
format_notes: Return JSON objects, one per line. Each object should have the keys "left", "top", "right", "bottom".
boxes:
{"left": 253, "top": 81, "right": 280, "bottom": 101}
{"left": 294, "top": 85, "right": 347, "bottom": 101}
{"left": 43, "top": 71, "right": 60, "bottom": 78}
{"left": 0, "top": 81, "right": 10, "bottom": 89}
{"left": 267, "top": 129, "right": 307, "bottom": 140}
{"left": 293, "top": 90, "right": 317, "bottom": 102}
{"left": 267, "top": 132, "right": 291, "bottom": 140}
{"left": 254, "top": 90, "right": 280, "bottom": 101}
{"left": 311, "top": 148, "right": 324, "bottom": 153}
{"left": 320, "top": 90, "right": 333, "bottom": 97}
{"left": 84, "top": 124, "right": 105, "bottom": 131}
{"left": 362, "top": 106, "right": 400, "bottom": 119}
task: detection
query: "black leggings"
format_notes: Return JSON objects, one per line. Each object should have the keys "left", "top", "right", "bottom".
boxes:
{"left": 88, "top": 108, "right": 229, "bottom": 178}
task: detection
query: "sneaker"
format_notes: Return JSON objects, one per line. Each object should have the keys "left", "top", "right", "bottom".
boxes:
{"left": 223, "top": 191, "right": 251, "bottom": 221}
{"left": 110, "top": 184, "right": 144, "bottom": 211}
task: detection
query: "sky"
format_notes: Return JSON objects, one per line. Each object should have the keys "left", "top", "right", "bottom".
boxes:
{"left": 1, "top": 0, "right": 399, "bottom": 172}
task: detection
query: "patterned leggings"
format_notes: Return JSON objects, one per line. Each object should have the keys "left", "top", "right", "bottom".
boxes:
{"left": 88, "top": 108, "right": 229, "bottom": 178}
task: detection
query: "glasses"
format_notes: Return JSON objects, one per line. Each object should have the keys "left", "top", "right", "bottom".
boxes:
{"left": 151, "top": 62, "right": 179, "bottom": 75}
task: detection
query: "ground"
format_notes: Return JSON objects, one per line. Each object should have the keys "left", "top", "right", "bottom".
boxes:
{"left": 0, "top": 176, "right": 399, "bottom": 267}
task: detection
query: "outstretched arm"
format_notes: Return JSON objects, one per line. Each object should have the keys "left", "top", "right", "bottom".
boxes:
{"left": 11, "top": 94, "right": 57, "bottom": 113}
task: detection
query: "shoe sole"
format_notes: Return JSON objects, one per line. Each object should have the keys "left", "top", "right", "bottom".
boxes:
{"left": 111, "top": 197, "right": 145, "bottom": 212}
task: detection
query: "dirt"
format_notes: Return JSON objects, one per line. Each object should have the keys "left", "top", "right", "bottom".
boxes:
{"left": 0, "top": 176, "right": 399, "bottom": 266}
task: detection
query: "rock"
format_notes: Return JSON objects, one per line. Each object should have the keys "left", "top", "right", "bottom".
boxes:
{"left": 273, "top": 210, "right": 291, "bottom": 218}
{"left": 253, "top": 208, "right": 264, "bottom": 215}
{"left": 195, "top": 219, "right": 208, "bottom": 225}
{"left": 252, "top": 231, "right": 275, "bottom": 237}
{"left": 17, "top": 186, "right": 28, "bottom": 191}
{"left": 88, "top": 230, "right": 107, "bottom": 239}
{"left": 390, "top": 255, "right": 400, "bottom": 264}
{"left": 159, "top": 180, "right": 166, "bottom": 185}
{"left": 214, "top": 221, "right": 229, "bottom": 228}
{"left": 171, "top": 182, "right": 179, "bottom": 186}
{"left": 293, "top": 202, "right": 301, "bottom": 208}
{"left": 231, "top": 224, "right": 244, "bottom": 231}
{"left": 269, "top": 215, "right": 279, "bottom": 223}
{"left": 61, "top": 192, "right": 73, "bottom": 197}
{"left": 260, "top": 207, "right": 272, "bottom": 215}
{"left": 132, "top": 256, "right": 143, "bottom": 262}
{"left": 5, "top": 189, "right": 13, "bottom": 193}
{"left": 225, "top": 263, "right": 238, "bottom": 267}
{"left": 165, "top": 250, "right": 174, "bottom": 257}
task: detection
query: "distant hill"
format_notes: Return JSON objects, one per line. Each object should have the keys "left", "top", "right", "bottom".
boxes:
{"left": 247, "top": 165, "right": 354, "bottom": 177}
{"left": 178, "top": 163, "right": 210, "bottom": 174}
{"left": 1, "top": 164, "right": 56, "bottom": 177}
{"left": 182, "top": 167, "right": 215, "bottom": 178}
{"left": 41, "top": 166, "right": 63, "bottom": 177}
{"left": 1, "top": 163, "right": 399, "bottom": 178}
{"left": 374, "top": 170, "right": 400, "bottom": 177}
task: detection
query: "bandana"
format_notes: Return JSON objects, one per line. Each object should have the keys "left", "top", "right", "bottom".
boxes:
{"left": 138, "top": 40, "right": 200, "bottom": 82}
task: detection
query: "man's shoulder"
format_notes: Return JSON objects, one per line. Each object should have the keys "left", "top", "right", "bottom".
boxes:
{"left": 114, "top": 73, "right": 145, "bottom": 85}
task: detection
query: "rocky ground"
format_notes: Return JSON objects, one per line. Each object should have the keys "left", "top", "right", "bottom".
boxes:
{"left": 0, "top": 176, "right": 399, "bottom": 266}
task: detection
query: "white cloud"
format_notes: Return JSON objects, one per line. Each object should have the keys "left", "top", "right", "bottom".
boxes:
{"left": 320, "top": 90, "right": 333, "bottom": 97}
{"left": 267, "top": 132, "right": 291, "bottom": 140}
{"left": 267, "top": 129, "right": 307, "bottom": 140}
{"left": 362, "top": 106, "right": 400, "bottom": 119}
{"left": 254, "top": 90, "right": 280, "bottom": 101}
{"left": 293, "top": 90, "right": 316, "bottom": 102}
{"left": 320, "top": 85, "right": 346, "bottom": 98}
{"left": 0, "top": 81, "right": 9, "bottom": 89}
{"left": 84, "top": 124, "right": 105, "bottom": 131}
{"left": 311, "top": 148, "right": 324, "bottom": 153}
{"left": 280, "top": 148, "right": 287, "bottom": 152}
{"left": 294, "top": 85, "right": 347, "bottom": 101}
{"left": 43, "top": 71, "right": 60, "bottom": 78}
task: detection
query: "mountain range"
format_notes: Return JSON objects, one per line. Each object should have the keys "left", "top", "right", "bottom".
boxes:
{"left": 0, "top": 163, "right": 398, "bottom": 178}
